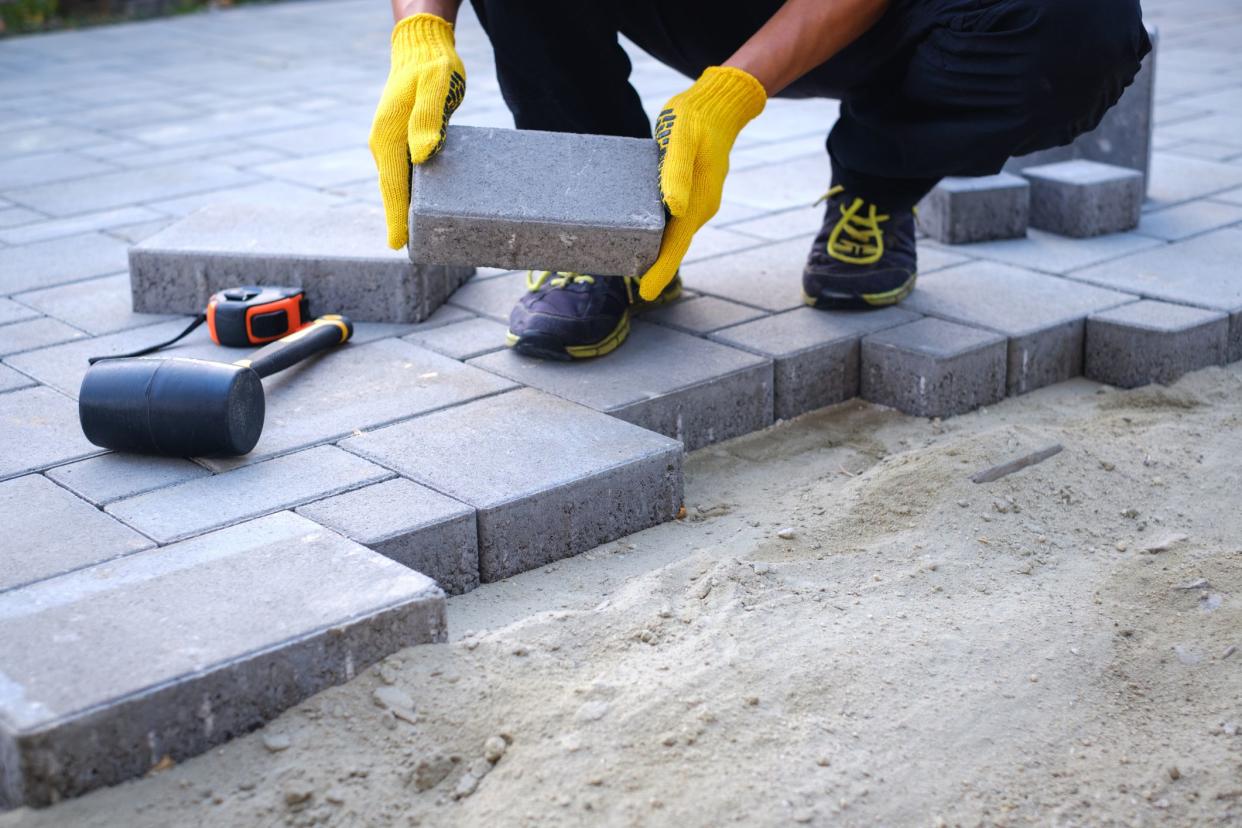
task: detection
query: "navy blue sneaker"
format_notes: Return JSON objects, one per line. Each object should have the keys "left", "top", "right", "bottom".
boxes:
{"left": 506, "top": 271, "right": 682, "bottom": 360}
{"left": 803, "top": 186, "right": 918, "bottom": 310}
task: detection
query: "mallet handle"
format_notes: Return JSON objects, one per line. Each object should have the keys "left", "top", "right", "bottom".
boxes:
{"left": 236, "top": 315, "right": 353, "bottom": 379}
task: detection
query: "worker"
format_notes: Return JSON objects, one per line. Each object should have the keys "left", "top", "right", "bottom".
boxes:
{"left": 370, "top": 0, "right": 1150, "bottom": 360}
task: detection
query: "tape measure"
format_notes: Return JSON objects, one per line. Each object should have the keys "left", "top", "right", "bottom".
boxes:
{"left": 89, "top": 286, "right": 312, "bottom": 364}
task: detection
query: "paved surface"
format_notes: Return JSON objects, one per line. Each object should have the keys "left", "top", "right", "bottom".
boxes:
{"left": 3, "top": 0, "right": 1242, "bottom": 806}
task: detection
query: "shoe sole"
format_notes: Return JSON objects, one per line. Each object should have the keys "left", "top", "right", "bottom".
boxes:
{"left": 803, "top": 272, "right": 917, "bottom": 311}
{"left": 505, "top": 281, "right": 683, "bottom": 360}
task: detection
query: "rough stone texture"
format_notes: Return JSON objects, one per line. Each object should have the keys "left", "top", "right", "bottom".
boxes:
{"left": 861, "top": 318, "right": 1007, "bottom": 418}
{"left": 128, "top": 204, "right": 474, "bottom": 323}
{"left": 0, "top": 386, "right": 100, "bottom": 481}
{"left": 1085, "top": 300, "right": 1228, "bottom": 388}
{"left": 409, "top": 126, "right": 664, "bottom": 277}
{"left": 469, "top": 322, "right": 773, "bottom": 451}
{"left": 106, "top": 445, "right": 392, "bottom": 544}
{"left": 1006, "top": 26, "right": 1157, "bottom": 191}
{"left": 403, "top": 317, "right": 508, "bottom": 361}
{"left": 341, "top": 389, "right": 683, "bottom": 582}
{"left": 643, "top": 295, "right": 768, "bottom": 335}
{"left": 0, "top": 475, "right": 153, "bottom": 592}
{"left": 902, "top": 262, "right": 1136, "bottom": 395}
{"left": 916, "top": 174, "right": 1030, "bottom": 245}
{"left": 45, "top": 453, "right": 210, "bottom": 506}
{"left": 0, "top": 511, "right": 446, "bottom": 808}
{"left": 1068, "top": 227, "right": 1242, "bottom": 361}
{"left": 711, "top": 306, "right": 920, "bottom": 420}
{"left": 298, "top": 478, "right": 480, "bottom": 595}
{"left": 1022, "top": 161, "right": 1144, "bottom": 238}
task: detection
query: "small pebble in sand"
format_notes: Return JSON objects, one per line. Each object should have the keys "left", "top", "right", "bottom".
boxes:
{"left": 744, "top": 695, "right": 760, "bottom": 706}
{"left": 816, "top": 757, "right": 831, "bottom": 767}
{"left": 1223, "top": 645, "right": 1237, "bottom": 660}
{"left": 1115, "top": 541, "right": 1128, "bottom": 552}
{"left": 512, "top": 645, "right": 529, "bottom": 657}
{"left": 777, "top": 528, "right": 796, "bottom": 540}
{"left": 1169, "top": 766, "right": 1181, "bottom": 781}
{"left": 661, "top": 733, "right": 677, "bottom": 747}
{"left": 469, "top": 757, "right": 493, "bottom": 778}
{"left": 261, "top": 733, "right": 291, "bottom": 753}
{"left": 1029, "top": 674, "right": 1039, "bottom": 683}
{"left": 1224, "top": 722, "right": 1239, "bottom": 737}
{"left": 484, "top": 736, "right": 508, "bottom": 763}
{"left": 283, "top": 779, "right": 314, "bottom": 807}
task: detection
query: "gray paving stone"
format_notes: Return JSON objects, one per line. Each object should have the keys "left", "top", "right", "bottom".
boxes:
{"left": 4, "top": 161, "right": 257, "bottom": 217}
{"left": 117, "top": 104, "right": 319, "bottom": 147}
{"left": 104, "top": 217, "right": 175, "bottom": 244}
{"left": 681, "top": 225, "right": 766, "bottom": 264}
{"left": 643, "top": 295, "right": 768, "bottom": 335}
{"left": 721, "top": 204, "right": 825, "bottom": 242}
{"left": 0, "top": 386, "right": 101, "bottom": 481}
{"left": 129, "top": 204, "right": 473, "bottom": 323}
{"left": 0, "top": 511, "right": 445, "bottom": 808}
{"left": 1023, "top": 161, "right": 1144, "bottom": 238}
{"left": 252, "top": 146, "right": 376, "bottom": 189}
{"left": 1145, "top": 150, "right": 1242, "bottom": 208}
{"left": 16, "top": 273, "right": 177, "bottom": 335}
{"left": 957, "top": 228, "right": 1163, "bottom": 275}
{"left": 46, "top": 454, "right": 211, "bottom": 506}
{"left": 710, "top": 306, "right": 920, "bottom": 420}
{"left": 1068, "top": 227, "right": 1242, "bottom": 361}
{"left": 0, "top": 232, "right": 129, "bottom": 295}
{"left": 0, "top": 124, "right": 103, "bottom": 157}
{"left": 0, "top": 207, "right": 42, "bottom": 229}
{"left": 0, "top": 205, "right": 162, "bottom": 246}
{"left": 409, "top": 126, "right": 664, "bottom": 277}
{"left": 107, "top": 445, "right": 391, "bottom": 543}
{"left": 470, "top": 322, "right": 773, "bottom": 450}
{"left": 447, "top": 269, "right": 526, "bottom": 321}
{"left": 680, "top": 236, "right": 814, "bottom": 312}
{"left": 403, "top": 303, "right": 477, "bottom": 333}
{"left": 902, "top": 262, "right": 1136, "bottom": 395}
{"left": 0, "top": 475, "right": 153, "bottom": 592}
{"left": 861, "top": 318, "right": 1007, "bottom": 418}
{"left": 0, "top": 151, "right": 116, "bottom": 190}
{"left": 0, "top": 364, "right": 35, "bottom": 393}
{"left": 916, "top": 174, "right": 1030, "bottom": 245}
{"left": 721, "top": 153, "right": 831, "bottom": 211}
{"left": 341, "top": 388, "right": 683, "bottom": 581}
{"left": 297, "top": 478, "right": 479, "bottom": 595}
{"left": 403, "top": 317, "right": 507, "bottom": 361}
{"left": 1086, "top": 300, "right": 1228, "bottom": 388}
{"left": 144, "top": 179, "right": 347, "bottom": 218}
{"left": 0, "top": 298, "right": 39, "bottom": 327}
{"left": 1135, "top": 199, "right": 1242, "bottom": 241}
{"left": 0, "top": 316, "right": 86, "bottom": 356}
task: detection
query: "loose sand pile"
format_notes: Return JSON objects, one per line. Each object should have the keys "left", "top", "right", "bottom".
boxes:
{"left": 5, "top": 368, "right": 1241, "bottom": 827}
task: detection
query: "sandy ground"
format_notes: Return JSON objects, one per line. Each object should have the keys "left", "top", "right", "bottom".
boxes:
{"left": 4, "top": 367, "right": 1242, "bottom": 827}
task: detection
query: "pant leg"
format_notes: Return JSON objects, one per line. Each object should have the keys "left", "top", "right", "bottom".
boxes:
{"left": 468, "top": 0, "right": 651, "bottom": 138}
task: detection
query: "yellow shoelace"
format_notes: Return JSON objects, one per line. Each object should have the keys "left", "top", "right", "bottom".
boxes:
{"left": 817, "top": 185, "right": 889, "bottom": 266}
{"left": 526, "top": 271, "right": 639, "bottom": 303}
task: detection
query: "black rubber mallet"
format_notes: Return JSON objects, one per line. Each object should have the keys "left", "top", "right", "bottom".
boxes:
{"left": 79, "top": 315, "right": 353, "bottom": 458}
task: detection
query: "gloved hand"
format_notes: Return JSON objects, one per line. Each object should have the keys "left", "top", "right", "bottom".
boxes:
{"left": 639, "top": 66, "right": 767, "bottom": 301}
{"left": 369, "top": 13, "right": 466, "bottom": 249}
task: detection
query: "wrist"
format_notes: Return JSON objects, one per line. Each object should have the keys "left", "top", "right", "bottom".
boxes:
{"left": 394, "top": 0, "right": 458, "bottom": 25}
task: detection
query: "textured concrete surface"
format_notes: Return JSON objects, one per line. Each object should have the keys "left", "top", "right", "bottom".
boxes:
{"left": 469, "top": 322, "right": 773, "bottom": 451}
{"left": 129, "top": 204, "right": 474, "bottom": 322}
{"left": 711, "top": 306, "right": 920, "bottom": 420}
{"left": 0, "top": 474, "right": 153, "bottom": 592}
{"left": 0, "top": 511, "right": 445, "bottom": 808}
{"left": 0, "top": 386, "right": 100, "bottom": 481}
{"left": 341, "top": 389, "right": 683, "bottom": 582}
{"left": 917, "top": 174, "right": 1030, "bottom": 245}
{"left": 45, "top": 453, "right": 210, "bottom": 506}
{"left": 1086, "top": 300, "right": 1228, "bottom": 388}
{"left": 861, "top": 318, "right": 1008, "bottom": 418}
{"left": 403, "top": 316, "right": 508, "bottom": 361}
{"left": 298, "top": 477, "right": 480, "bottom": 595}
{"left": 409, "top": 125, "right": 664, "bottom": 276}
{"left": 643, "top": 295, "right": 768, "bottom": 335}
{"left": 1023, "top": 161, "right": 1144, "bottom": 238}
{"left": 903, "top": 262, "right": 1136, "bottom": 395}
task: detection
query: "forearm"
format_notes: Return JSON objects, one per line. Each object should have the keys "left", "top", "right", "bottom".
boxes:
{"left": 724, "top": 0, "right": 889, "bottom": 95}
{"left": 391, "top": 0, "right": 460, "bottom": 24}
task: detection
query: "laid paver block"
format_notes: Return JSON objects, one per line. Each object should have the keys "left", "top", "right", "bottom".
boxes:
{"left": 0, "top": 386, "right": 100, "bottom": 481}
{"left": 1068, "top": 227, "right": 1242, "bottom": 361}
{"left": 0, "top": 511, "right": 445, "bottom": 808}
{"left": 0, "top": 475, "right": 153, "bottom": 592}
{"left": 0, "top": 232, "right": 129, "bottom": 295}
{"left": 298, "top": 478, "right": 479, "bottom": 595}
{"left": 4, "top": 161, "right": 257, "bottom": 217}
{"left": 0, "top": 364, "right": 34, "bottom": 394}
{"left": 643, "top": 295, "right": 768, "bottom": 335}
{"left": 0, "top": 299, "right": 40, "bottom": 327}
{"left": 680, "top": 236, "right": 813, "bottom": 312}
{"left": 403, "top": 316, "right": 508, "bottom": 361}
{"left": 46, "top": 453, "right": 210, "bottom": 506}
{"left": 916, "top": 174, "right": 1030, "bottom": 245}
{"left": 447, "top": 270, "right": 526, "bottom": 321}
{"left": 341, "top": 388, "right": 683, "bottom": 582}
{"left": 409, "top": 125, "right": 663, "bottom": 277}
{"left": 128, "top": 204, "right": 474, "bottom": 323}
{"left": 861, "top": 318, "right": 1007, "bottom": 418}
{"left": 469, "top": 322, "right": 773, "bottom": 451}
{"left": 106, "top": 445, "right": 392, "bottom": 544}
{"left": 1023, "top": 160, "right": 1144, "bottom": 238}
{"left": 1085, "top": 300, "right": 1228, "bottom": 388}
{"left": 0, "top": 316, "right": 86, "bottom": 357}
{"left": 404, "top": 303, "right": 476, "bottom": 333}
{"left": 16, "top": 273, "right": 176, "bottom": 335}
{"left": 711, "top": 306, "right": 920, "bottom": 420}
{"left": 902, "top": 261, "right": 1136, "bottom": 395}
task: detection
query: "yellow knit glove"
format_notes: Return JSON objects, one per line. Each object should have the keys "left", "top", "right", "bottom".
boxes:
{"left": 369, "top": 14, "right": 466, "bottom": 249}
{"left": 640, "top": 66, "right": 767, "bottom": 301}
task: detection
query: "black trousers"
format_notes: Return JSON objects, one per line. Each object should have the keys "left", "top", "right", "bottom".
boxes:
{"left": 468, "top": 0, "right": 1151, "bottom": 209}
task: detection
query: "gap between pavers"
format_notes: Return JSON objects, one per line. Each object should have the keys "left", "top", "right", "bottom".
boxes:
{"left": 0, "top": 511, "right": 446, "bottom": 809}
{"left": 0, "top": 386, "right": 101, "bottom": 482}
